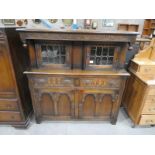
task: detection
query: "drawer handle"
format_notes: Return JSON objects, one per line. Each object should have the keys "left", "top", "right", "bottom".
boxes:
{"left": 151, "top": 99, "right": 155, "bottom": 102}
{"left": 145, "top": 68, "right": 151, "bottom": 72}
{"left": 149, "top": 108, "right": 155, "bottom": 111}
{"left": 146, "top": 120, "right": 153, "bottom": 123}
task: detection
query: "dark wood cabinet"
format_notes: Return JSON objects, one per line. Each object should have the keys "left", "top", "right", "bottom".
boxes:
{"left": 18, "top": 29, "right": 138, "bottom": 124}
{"left": 0, "top": 28, "right": 32, "bottom": 127}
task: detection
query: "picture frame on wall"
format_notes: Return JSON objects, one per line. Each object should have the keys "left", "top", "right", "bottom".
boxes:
{"left": 1, "top": 19, "right": 15, "bottom": 25}
{"left": 102, "top": 19, "right": 114, "bottom": 27}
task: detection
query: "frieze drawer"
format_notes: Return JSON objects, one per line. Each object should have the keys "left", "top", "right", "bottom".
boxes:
{"left": 79, "top": 78, "right": 121, "bottom": 88}
{"left": 32, "top": 77, "right": 74, "bottom": 87}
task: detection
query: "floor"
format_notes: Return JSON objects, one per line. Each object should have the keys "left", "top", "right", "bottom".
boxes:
{"left": 0, "top": 108, "right": 155, "bottom": 135}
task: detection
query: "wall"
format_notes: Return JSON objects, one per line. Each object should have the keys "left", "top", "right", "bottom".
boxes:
{"left": 0, "top": 19, "right": 144, "bottom": 37}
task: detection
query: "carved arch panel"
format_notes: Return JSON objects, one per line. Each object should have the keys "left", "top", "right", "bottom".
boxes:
{"left": 78, "top": 91, "right": 119, "bottom": 119}
{"left": 37, "top": 89, "right": 75, "bottom": 119}
{"left": 40, "top": 93, "right": 54, "bottom": 115}
{"left": 57, "top": 94, "right": 73, "bottom": 116}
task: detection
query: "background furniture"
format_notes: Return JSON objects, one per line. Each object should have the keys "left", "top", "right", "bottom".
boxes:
{"left": 0, "top": 27, "right": 32, "bottom": 127}
{"left": 118, "top": 24, "right": 139, "bottom": 32}
{"left": 123, "top": 39, "right": 155, "bottom": 126}
{"left": 142, "top": 19, "right": 155, "bottom": 37}
{"left": 18, "top": 29, "right": 138, "bottom": 124}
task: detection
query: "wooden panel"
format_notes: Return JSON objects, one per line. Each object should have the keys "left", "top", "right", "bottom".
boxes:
{"left": 0, "top": 42, "right": 16, "bottom": 94}
{"left": 78, "top": 91, "right": 114, "bottom": 119}
{"left": 72, "top": 42, "right": 83, "bottom": 69}
{"left": 40, "top": 93, "right": 54, "bottom": 115}
{"left": 0, "top": 111, "right": 22, "bottom": 122}
{"left": 96, "top": 95, "right": 113, "bottom": 116}
{"left": 123, "top": 74, "right": 146, "bottom": 123}
{"left": 139, "top": 115, "right": 155, "bottom": 125}
{"left": 57, "top": 94, "right": 72, "bottom": 116}
{"left": 148, "top": 88, "right": 155, "bottom": 95}
{"left": 80, "top": 94, "right": 96, "bottom": 117}
{"left": 0, "top": 98, "right": 19, "bottom": 111}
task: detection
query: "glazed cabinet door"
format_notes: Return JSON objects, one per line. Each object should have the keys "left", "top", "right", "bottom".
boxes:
{"left": 77, "top": 89, "right": 119, "bottom": 120}
{"left": 32, "top": 88, "right": 75, "bottom": 122}
{"left": 34, "top": 41, "right": 72, "bottom": 69}
{"left": 0, "top": 33, "right": 16, "bottom": 98}
{"left": 84, "top": 43, "right": 121, "bottom": 70}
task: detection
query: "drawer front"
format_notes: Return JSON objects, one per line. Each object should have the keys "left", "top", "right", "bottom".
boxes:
{"left": 140, "top": 66, "right": 155, "bottom": 74}
{"left": 0, "top": 98, "right": 19, "bottom": 111}
{"left": 142, "top": 102, "right": 155, "bottom": 114}
{"left": 79, "top": 77, "right": 121, "bottom": 88}
{"left": 145, "top": 95, "right": 155, "bottom": 103}
{"left": 32, "top": 77, "right": 74, "bottom": 87}
{"left": 139, "top": 115, "right": 155, "bottom": 125}
{"left": 0, "top": 111, "right": 22, "bottom": 122}
{"left": 148, "top": 89, "right": 155, "bottom": 95}
{"left": 31, "top": 76, "right": 121, "bottom": 88}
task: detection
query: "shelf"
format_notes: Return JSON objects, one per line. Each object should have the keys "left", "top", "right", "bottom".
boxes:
{"left": 118, "top": 23, "right": 139, "bottom": 32}
{"left": 142, "top": 19, "right": 155, "bottom": 36}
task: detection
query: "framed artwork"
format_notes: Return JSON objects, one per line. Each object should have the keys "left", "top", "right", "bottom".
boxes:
{"left": 102, "top": 19, "right": 114, "bottom": 27}
{"left": 1, "top": 19, "right": 15, "bottom": 25}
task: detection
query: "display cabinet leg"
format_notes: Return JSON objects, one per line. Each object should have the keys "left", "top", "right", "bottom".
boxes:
{"left": 35, "top": 117, "right": 41, "bottom": 124}
{"left": 131, "top": 123, "right": 136, "bottom": 128}
{"left": 111, "top": 117, "right": 117, "bottom": 125}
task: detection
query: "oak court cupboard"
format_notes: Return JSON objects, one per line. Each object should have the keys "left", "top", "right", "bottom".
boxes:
{"left": 17, "top": 29, "right": 138, "bottom": 124}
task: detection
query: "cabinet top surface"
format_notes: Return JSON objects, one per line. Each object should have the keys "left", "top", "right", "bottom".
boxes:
{"left": 132, "top": 58, "right": 155, "bottom": 65}
{"left": 17, "top": 28, "right": 139, "bottom": 43}
{"left": 16, "top": 28, "right": 139, "bottom": 35}
{"left": 24, "top": 69, "right": 130, "bottom": 76}
{"left": 130, "top": 69, "right": 155, "bottom": 85}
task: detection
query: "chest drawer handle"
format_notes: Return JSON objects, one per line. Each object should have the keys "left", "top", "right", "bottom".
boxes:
{"left": 151, "top": 99, "right": 155, "bottom": 102}
{"left": 145, "top": 68, "right": 151, "bottom": 72}
{"left": 146, "top": 120, "right": 153, "bottom": 123}
{"left": 148, "top": 108, "right": 155, "bottom": 111}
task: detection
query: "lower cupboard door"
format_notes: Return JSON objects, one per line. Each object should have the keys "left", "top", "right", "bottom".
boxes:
{"left": 78, "top": 91, "right": 115, "bottom": 120}
{"left": 37, "top": 89, "right": 75, "bottom": 119}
